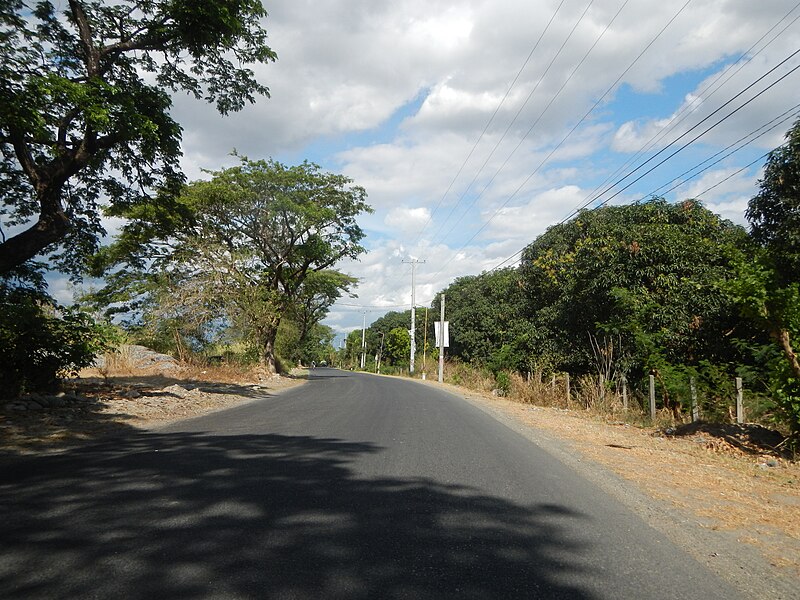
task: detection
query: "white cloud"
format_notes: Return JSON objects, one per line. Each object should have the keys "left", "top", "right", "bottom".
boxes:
{"left": 384, "top": 206, "right": 432, "bottom": 235}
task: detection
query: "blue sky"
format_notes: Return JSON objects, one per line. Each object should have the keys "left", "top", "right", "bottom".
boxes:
{"left": 48, "top": 0, "right": 800, "bottom": 337}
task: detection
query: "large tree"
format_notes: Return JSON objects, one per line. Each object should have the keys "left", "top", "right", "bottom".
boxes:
{"left": 518, "top": 198, "right": 750, "bottom": 380}
{"left": 0, "top": 0, "right": 276, "bottom": 275}
{"left": 732, "top": 119, "right": 800, "bottom": 437}
{"left": 98, "top": 156, "right": 371, "bottom": 373}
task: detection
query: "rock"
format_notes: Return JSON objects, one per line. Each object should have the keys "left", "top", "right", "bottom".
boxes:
{"left": 162, "top": 384, "right": 190, "bottom": 398}
{"left": 122, "top": 389, "right": 141, "bottom": 399}
{"left": 26, "top": 401, "right": 42, "bottom": 410}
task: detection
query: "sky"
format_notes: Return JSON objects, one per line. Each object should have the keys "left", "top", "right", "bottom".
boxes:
{"left": 52, "top": 0, "right": 800, "bottom": 337}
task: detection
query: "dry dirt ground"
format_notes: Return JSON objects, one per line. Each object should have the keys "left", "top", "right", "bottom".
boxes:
{"left": 2, "top": 364, "right": 798, "bottom": 597}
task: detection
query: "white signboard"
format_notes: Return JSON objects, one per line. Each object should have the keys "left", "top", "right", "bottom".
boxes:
{"left": 434, "top": 321, "right": 449, "bottom": 348}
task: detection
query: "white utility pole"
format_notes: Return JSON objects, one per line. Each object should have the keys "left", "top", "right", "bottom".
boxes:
{"left": 360, "top": 311, "right": 366, "bottom": 370}
{"left": 402, "top": 258, "right": 425, "bottom": 374}
{"left": 438, "top": 293, "right": 445, "bottom": 383}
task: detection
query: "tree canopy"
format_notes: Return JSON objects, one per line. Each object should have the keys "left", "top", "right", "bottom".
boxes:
{"left": 96, "top": 156, "right": 371, "bottom": 373}
{"left": 0, "top": 0, "right": 276, "bottom": 276}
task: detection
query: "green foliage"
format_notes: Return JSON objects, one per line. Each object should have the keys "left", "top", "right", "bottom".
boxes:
{"left": 0, "top": 286, "right": 116, "bottom": 396}
{"left": 94, "top": 156, "right": 371, "bottom": 372}
{"left": 494, "top": 371, "right": 511, "bottom": 396}
{"left": 519, "top": 198, "right": 749, "bottom": 380}
{"left": 732, "top": 118, "right": 800, "bottom": 437}
{"left": 0, "top": 0, "right": 276, "bottom": 274}
{"left": 385, "top": 327, "right": 411, "bottom": 366}
{"left": 438, "top": 269, "right": 528, "bottom": 368}
{"left": 746, "top": 118, "right": 800, "bottom": 287}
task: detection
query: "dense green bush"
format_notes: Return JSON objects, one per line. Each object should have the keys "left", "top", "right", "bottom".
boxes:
{"left": 0, "top": 287, "right": 115, "bottom": 397}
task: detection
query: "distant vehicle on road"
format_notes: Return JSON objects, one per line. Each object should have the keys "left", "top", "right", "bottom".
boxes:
{"left": 319, "top": 360, "right": 327, "bottom": 367}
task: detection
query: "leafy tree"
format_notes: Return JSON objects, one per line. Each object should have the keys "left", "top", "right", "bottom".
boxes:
{"left": 384, "top": 327, "right": 411, "bottom": 366}
{"left": 519, "top": 198, "right": 750, "bottom": 385}
{"left": 746, "top": 118, "right": 800, "bottom": 286}
{"left": 0, "top": 0, "right": 276, "bottom": 275}
{"left": 732, "top": 119, "right": 800, "bottom": 437}
{"left": 436, "top": 269, "right": 527, "bottom": 370}
{"left": 290, "top": 270, "right": 357, "bottom": 356}
{"left": 96, "top": 157, "right": 370, "bottom": 373}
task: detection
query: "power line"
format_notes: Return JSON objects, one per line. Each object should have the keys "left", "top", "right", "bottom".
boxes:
{"left": 410, "top": 0, "right": 569, "bottom": 247}
{"left": 426, "top": 0, "right": 600, "bottom": 246}
{"left": 487, "top": 104, "right": 800, "bottom": 272}
{"left": 477, "top": 4, "right": 800, "bottom": 274}
{"left": 563, "top": 3, "right": 800, "bottom": 222}
{"left": 425, "top": 0, "right": 696, "bottom": 279}
{"left": 435, "top": 0, "right": 633, "bottom": 245}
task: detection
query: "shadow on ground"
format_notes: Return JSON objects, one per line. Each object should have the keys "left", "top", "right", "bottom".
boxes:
{"left": 0, "top": 432, "right": 595, "bottom": 599}
{"left": 0, "top": 375, "right": 282, "bottom": 455}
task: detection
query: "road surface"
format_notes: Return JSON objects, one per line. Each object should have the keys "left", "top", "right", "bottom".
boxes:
{"left": 0, "top": 368, "right": 741, "bottom": 599}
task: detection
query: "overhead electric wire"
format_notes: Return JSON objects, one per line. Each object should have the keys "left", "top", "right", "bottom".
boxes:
{"left": 693, "top": 150, "right": 776, "bottom": 199}
{"left": 571, "top": 57, "right": 800, "bottom": 213}
{"left": 427, "top": 0, "right": 705, "bottom": 279}
{"left": 648, "top": 103, "right": 800, "bottom": 198}
{"left": 486, "top": 3, "right": 800, "bottom": 275}
{"left": 487, "top": 103, "right": 800, "bottom": 273}
{"left": 435, "top": 0, "right": 633, "bottom": 244}
{"left": 562, "top": 3, "right": 800, "bottom": 223}
{"left": 425, "top": 0, "right": 599, "bottom": 245}
{"left": 410, "top": 0, "right": 569, "bottom": 248}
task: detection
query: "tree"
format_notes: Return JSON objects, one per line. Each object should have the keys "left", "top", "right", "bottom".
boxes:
{"left": 0, "top": 0, "right": 276, "bottom": 275}
{"left": 384, "top": 327, "right": 411, "bottom": 366}
{"left": 519, "top": 198, "right": 750, "bottom": 382}
{"left": 290, "top": 270, "right": 357, "bottom": 355}
{"left": 98, "top": 156, "right": 371, "bottom": 373}
{"left": 733, "top": 119, "right": 800, "bottom": 437}
{"left": 0, "top": 283, "right": 115, "bottom": 395}
{"left": 746, "top": 118, "right": 800, "bottom": 287}
{"left": 436, "top": 269, "right": 527, "bottom": 370}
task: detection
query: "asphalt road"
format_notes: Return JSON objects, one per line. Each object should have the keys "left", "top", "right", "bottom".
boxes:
{"left": 0, "top": 368, "right": 742, "bottom": 599}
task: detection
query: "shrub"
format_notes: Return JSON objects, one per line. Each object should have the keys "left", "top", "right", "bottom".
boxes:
{"left": 0, "top": 287, "right": 115, "bottom": 397}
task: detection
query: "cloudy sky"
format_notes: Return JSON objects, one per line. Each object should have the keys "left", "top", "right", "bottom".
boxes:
{"left": 99, "top": 0, "right": 800, "bottom": 335}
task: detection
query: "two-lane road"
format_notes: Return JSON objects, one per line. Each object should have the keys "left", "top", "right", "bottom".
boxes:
{"left": 0, "top": 369, "right": 740, "bottom": 599}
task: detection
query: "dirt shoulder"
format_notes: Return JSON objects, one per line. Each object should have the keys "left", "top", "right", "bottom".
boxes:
{"left": 0, "top": 365, "right": 306, "bottom": 456}
{"left": 423, "top": 380, "right": 799, "bottom": 600}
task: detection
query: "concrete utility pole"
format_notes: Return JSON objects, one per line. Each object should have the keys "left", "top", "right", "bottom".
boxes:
{"left": 402, "top": 258, "right": 425, "bottom": 374}
{"left": 360, "top": 311, "right": 366, "bottom": 370}
{"left": 438, "top": 293, "right": 445, "bottom": 383}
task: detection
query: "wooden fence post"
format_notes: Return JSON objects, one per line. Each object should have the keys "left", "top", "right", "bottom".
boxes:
{"left": 565, "top": 373, "right": 570, "bottom": 406}
{"left": 735, "top": 377, "right": 744, "bottom": 424}
{"left": 649, "top": 374, "right": 656, "bottom": 421}
{"left": 690, "top": 376, "right": 699, "bottom": 422}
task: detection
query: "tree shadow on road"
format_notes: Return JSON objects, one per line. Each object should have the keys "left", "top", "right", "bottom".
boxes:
{"left": 0, "top": 432, "right": 597, "bottom": 599}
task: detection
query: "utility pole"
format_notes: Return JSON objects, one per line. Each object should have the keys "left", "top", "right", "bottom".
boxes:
{"left": 360, "top": 311, "right": 366, "bottom": 370}
{"left": 402, "top": 258, "right": 425, "bottom": 374}
{"left": 438, "top": 293, "right": 445, "bottom": 383}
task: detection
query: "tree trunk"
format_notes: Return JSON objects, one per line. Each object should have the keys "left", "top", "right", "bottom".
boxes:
{"left": 260, "top": 324, "right": 280, "bottom": 375}
{"left": 0, "top": 209, "right": 70, "bottom": 274}
{"left": 775, "top": 328, "right": 800, "bottom": 380}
